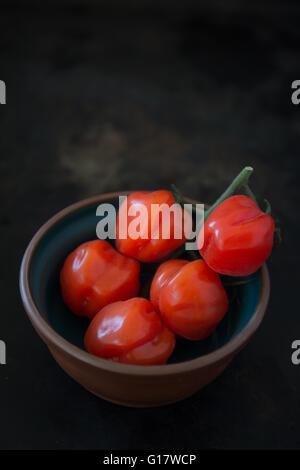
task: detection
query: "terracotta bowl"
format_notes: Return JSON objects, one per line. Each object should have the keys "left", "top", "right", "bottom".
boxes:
{"left": 19, "top": 192, "right": 270, "bottom": 407}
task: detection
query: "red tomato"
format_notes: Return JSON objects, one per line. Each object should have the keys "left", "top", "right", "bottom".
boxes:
{"left": 60, "top": 240, "right": 140, "bottom": 319}
{"left": 84, "top": 298, "right": 175, "bottom": 365}
{"left": 199, "top": 195, "right": 275, "bottom": 276}
{"left": 150, "top": 259, "right": 228, "bottom": 340}
{"left": 116, "top": 190, "right": 192, "bottom": 263}
{"left": 150, "top": 259, "right": 188, "bottom": 312}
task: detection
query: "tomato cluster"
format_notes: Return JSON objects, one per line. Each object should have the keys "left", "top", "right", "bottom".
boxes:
{"left": 60, "top": 180, "right": 275, "bottom": 366}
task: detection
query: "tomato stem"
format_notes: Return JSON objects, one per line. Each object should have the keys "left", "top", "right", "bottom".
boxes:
{"left": 171, "top": 184, "right": 184, "bottom": 206}
{"left": 264, "top": 199, "right": 272, "bottom": 215}
{"left": 204, "top": 166, "right": 256, "bottom": 220}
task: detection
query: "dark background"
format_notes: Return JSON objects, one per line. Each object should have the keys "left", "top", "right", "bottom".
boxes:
{"left": 0, "top": 0, "right": 300, "bottom": 449}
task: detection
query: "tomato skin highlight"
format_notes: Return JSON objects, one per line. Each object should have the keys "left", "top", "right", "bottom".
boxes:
{"left": 117, "top": 326, "right": 176, "bottom": 365}
{"left": 116, "top": 190, "right": 192, "bottom": 263}
{"left": 198, "top": 195, "right": 275, "bottom": 276}
{"left": 151, "top": 259, "right": 229, "bottom": 340}
{"left": 60, "top": 240, "right": 140, "bottom": 319}
{"left": 150, "top": 259, "right": 188, "bottom": 312}
{"left": 84, "top": 298, "right": 175, "bottom": 365}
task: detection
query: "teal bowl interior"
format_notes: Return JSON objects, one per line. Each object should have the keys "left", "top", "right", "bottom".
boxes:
{"left": 29, "top": 197, "right": 261, "bottom": 364}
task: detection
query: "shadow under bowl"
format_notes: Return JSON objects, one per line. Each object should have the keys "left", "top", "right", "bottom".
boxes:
{"left": 19, "top": 192, "right": 270, "bottom": 407}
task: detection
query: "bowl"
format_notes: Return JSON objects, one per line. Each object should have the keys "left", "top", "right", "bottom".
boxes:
{"left": 19, "top": 192, "right": 270, "bottom": 407}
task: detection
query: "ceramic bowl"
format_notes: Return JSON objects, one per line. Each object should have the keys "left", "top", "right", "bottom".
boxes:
{"left": 19, "top": 192, "right": 270, "bottom": 407}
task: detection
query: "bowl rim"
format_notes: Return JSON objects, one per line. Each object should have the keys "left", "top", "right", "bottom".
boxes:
{"left": 19, "top": 191, "right": 270, "bottom": 376}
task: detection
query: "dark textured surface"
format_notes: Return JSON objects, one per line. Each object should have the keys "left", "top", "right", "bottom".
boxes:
{"left": 0, "top": 2, "right": 300, "bottom": 449}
